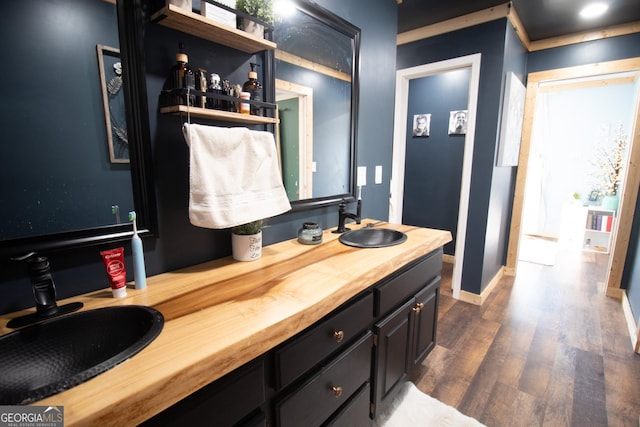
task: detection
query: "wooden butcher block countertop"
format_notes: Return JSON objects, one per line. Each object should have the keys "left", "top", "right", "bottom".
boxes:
{"left": 0, "top": 220, "right": 451, "bottom": 426}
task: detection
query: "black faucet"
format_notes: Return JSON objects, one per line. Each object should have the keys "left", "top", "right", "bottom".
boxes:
{"left": 333, "top": 199, "right": 362, "bottom": 233}
{"left": 7, "top": 252, "right": 83, "bottom": 328}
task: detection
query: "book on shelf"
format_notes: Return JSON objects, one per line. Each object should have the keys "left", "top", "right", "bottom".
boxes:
{"left": 586, "top": 212, "right": 614, "bottom": 232}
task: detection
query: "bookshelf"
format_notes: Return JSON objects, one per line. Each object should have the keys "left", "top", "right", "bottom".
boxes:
{"left": 583, "top": 207, "right": 616, "bottom": 254}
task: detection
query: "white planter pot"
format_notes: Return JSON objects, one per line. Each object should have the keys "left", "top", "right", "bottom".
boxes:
{"left": 242, "top": 18, "right": 264, "bottom": 38}
{"left": 232, "top": 231, "right": 262, "bottom": 261}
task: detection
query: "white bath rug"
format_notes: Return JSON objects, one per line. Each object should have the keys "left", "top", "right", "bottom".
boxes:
{"left": 374, "top": 382, "right": 486, "bottom": 427}
{"left": 518, "top": 235, "right": 558, "bottom": 266}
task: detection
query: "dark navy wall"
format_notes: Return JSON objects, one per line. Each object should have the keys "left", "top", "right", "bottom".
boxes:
{"left": 402, "top": 69, "right": 470, "bottom": 255}
{"left": 0, "top": 0, "right": 398, "bottom": 314}
{"left": 623, "top": 195, "right": 640, "bottom": 322}
{"left": 397, "top": 19, "right": 516, "bottom": 295}
{"left": 528, "top": 33, "right": 640, "bottom": 74}
{"left": 482, "top": 23, "right": 526, "bottom": 288}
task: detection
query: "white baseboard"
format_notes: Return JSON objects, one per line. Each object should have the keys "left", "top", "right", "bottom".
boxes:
{"left": 458, "top": 266, "right": 505, "bottom": 306}
{"left": 621, "top": 291, "right": 640, "bottom": 353}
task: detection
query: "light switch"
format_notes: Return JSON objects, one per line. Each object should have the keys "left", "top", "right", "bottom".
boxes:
{"left": 357, "top": 166, "right": 367, "bottom": 186}
{"left": 375, "top": 165, "right": 382, "bottom": 184}
{"left": 311, "top": 161, "right": 317, "bottom": 172}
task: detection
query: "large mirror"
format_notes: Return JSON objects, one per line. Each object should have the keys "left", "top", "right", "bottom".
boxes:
{"left": 273, "top": 0, "right": 360, "bottom": 207}
{"left": 0, "top": 0, "right": 155, "bottom": 257}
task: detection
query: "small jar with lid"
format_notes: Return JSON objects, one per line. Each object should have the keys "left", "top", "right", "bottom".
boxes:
{"left": 298, "top": 222, "right": 323, "bottom": 245}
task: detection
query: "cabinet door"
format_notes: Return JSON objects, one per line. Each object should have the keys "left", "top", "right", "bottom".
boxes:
{"left": 410, "top": 277, "right": 440, "bottom": 370}
{"left": 371, "top": 298, "right": 414, "bottom": 416}
{"left": 140, "top": 359, "right": 265, "bottom": 427}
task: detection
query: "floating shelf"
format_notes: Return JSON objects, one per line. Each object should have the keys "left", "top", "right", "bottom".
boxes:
{"left": 160, "top": 105, "right": 279, "bottom": 124}
{"left": 151, "top": 4, "right": 276, "bottom": 54}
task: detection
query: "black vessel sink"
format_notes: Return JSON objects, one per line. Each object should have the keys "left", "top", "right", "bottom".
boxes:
{"left": 0, "top": 305, "right": 164, "bottom": 404}
{"left": 339, "top": 228, "right": 407, "bottom": 248}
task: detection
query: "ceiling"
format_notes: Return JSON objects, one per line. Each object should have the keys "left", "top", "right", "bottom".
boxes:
{"left": 397, "top": 0, "right": 640, "bottom": 41}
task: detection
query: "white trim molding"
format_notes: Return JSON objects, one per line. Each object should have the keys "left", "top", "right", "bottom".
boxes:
{"left": 390, "top": 53, "right": 481, "bottom": 300}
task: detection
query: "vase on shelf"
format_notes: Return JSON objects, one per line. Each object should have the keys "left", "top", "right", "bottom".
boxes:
{"left": 242, "top": 19, "right": 264, "bottom": 38}
{"left": 601, "top": 194, "right": 619, "bottom": 211}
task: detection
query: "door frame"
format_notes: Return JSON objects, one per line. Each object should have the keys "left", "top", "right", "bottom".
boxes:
{"left": 390, "top": 53, "right": 481, "bottom": 299}
{"left": 276, "top": 79, "right": 314, "bottom": 199}
{"left": 506, "top": 57, "right": 640, "bottom": 298}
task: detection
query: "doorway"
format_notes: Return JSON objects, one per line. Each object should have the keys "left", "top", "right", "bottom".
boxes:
{"left": 507, "top": 58, "right": 640, "bottom": 297}
{"left": 390, "top": 54, "right": 481, "bottom": 299}
{"left": 518, "top": 73, "right": 638, "bottom": 269}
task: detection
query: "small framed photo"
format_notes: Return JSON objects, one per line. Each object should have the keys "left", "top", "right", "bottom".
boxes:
{"left": 412, "top": 113, "right": 431, "bottom": 137}
{"left": 588, "top": 190, "right": 600, "bottom": 202}
{"left": 448, "top": 110, "right": 467, "bottom": 135}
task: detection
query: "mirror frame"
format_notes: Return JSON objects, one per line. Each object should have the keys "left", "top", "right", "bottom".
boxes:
{"left": 0, "top": 0, "right": 157, "bottom": 258}
{"left": 271, "top": 0, "right": 360, "bottom": 211}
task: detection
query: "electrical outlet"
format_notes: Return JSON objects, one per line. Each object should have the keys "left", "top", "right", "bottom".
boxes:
{"left": 357, "top": 166, "right": 367, "bottom": 186}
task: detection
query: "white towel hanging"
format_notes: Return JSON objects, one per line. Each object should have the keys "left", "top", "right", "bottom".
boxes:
{"left": 183, "top": 123, "right": 291, "bottom": 229}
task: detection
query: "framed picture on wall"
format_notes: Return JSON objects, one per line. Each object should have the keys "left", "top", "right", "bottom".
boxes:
{"left": 97, "top": 44, "right": 129, "bottom": 164}
{"left": 497, "top": 72, "right": 526, "bottom": 166}
{"left": 412, "top": 113, "right": 431, "bottom": 137}
{"left": 448, "top": 110, "right": 467, "bottom": 135}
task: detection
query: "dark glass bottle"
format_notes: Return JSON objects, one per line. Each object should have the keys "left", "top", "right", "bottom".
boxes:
{"left": 171, "top": 43, "right": 195, "bottom": 106}
{"left": 242, "top": 62, "right": 262, "bottom": 116}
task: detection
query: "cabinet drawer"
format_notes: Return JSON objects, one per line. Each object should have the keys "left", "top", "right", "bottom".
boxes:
{"left": 374, "top": 249, "right": 442, "bottom": 317}
{"left": 141, "top": 359, "right": 265, "bottom": 427}
{"left": 324, "top": 382, "right": 371, "bottom": 427}
{"left": 276, "top": 331, "right": 372, "bottom": 427}
{"left": 275, "top": 293, "right": 373, "bottom": 389}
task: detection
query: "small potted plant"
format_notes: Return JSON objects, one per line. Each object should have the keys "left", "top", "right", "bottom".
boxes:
{"left": 236, "top": 0, "right": 273, "bottom": 37}
{"left": 231, "top": 219, "right": 264, "bottom": 261}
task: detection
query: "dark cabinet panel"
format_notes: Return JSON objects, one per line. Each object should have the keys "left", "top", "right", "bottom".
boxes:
{"left": 374, "top": 249, "right": 442, "bottom": 317}
{"left": 324, "top": 382, "right": 372, "bottom": 427}
{"left": 275, "top": 293, "right": 373, "bottom": 390}
{"left": 276, "top": 331, "right": 372, "bottom": 427}
{"left": 372, "top": 299, "right": 414, "bottom": 415}
{"left": 141, "top": 358, "right": 265, "bottom": 427}
{"left": 411, "top": 277, "right": 440, "bottom": 368}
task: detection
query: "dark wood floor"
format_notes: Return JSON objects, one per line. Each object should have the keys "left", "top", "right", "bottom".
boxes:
{"left": 414, "top": 241, "right": 640, "bottom": 426}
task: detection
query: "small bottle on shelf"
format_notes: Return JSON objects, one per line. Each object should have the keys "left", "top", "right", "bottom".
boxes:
{"left": 171, "top": 42, "right": 195, "bottom": 106}
{"left": 242, "top": 62, "right": 262, "bottom": 115}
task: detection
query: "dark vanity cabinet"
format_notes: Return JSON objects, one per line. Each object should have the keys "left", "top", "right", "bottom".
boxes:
{"left": 142, "top": 249, "right": 442, "bottom": 426}
{"left": 273, "top": 293, "right": 374, "bottom": 427}
{"left": 371, "top": 250, "right": 442, "bottom": 417}
{"left": 141, "top": 358, "right": 267, "bottom": 427}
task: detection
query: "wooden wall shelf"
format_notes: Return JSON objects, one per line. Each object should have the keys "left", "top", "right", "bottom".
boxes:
{"left": 151, "top": 3, "right": 277, "bottom": 54}
{"left": 160, "top": 105, "right": 279, "bottom": 124}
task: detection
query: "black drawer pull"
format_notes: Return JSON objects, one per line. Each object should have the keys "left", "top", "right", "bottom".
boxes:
{"left": 331, "top": 386, "right": 343, "bottom": 398}
{"left": 333, "top": 330, "right": 345, "bottom": 343}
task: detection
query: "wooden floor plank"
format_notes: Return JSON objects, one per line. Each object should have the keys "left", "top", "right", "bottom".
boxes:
{"left": 415, "top": 237, "right": 640, "bottom": 426}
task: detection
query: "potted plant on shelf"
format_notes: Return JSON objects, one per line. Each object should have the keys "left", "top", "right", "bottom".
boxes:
{"left": 593, "top": 123, "right": 628, "bottom": 211}
{"left": 236, "top": 0, "right": 273, "bottom": 37}
{"left": 231, "top": 219, "right": 264, "bottom": 261}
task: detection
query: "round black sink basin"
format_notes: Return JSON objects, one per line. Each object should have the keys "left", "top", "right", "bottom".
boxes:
{"left": 0, "top": 305, "right": 164, "bottom": 404}
{"left": 339, "top": 228, "right": 407, "bottom": 248}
